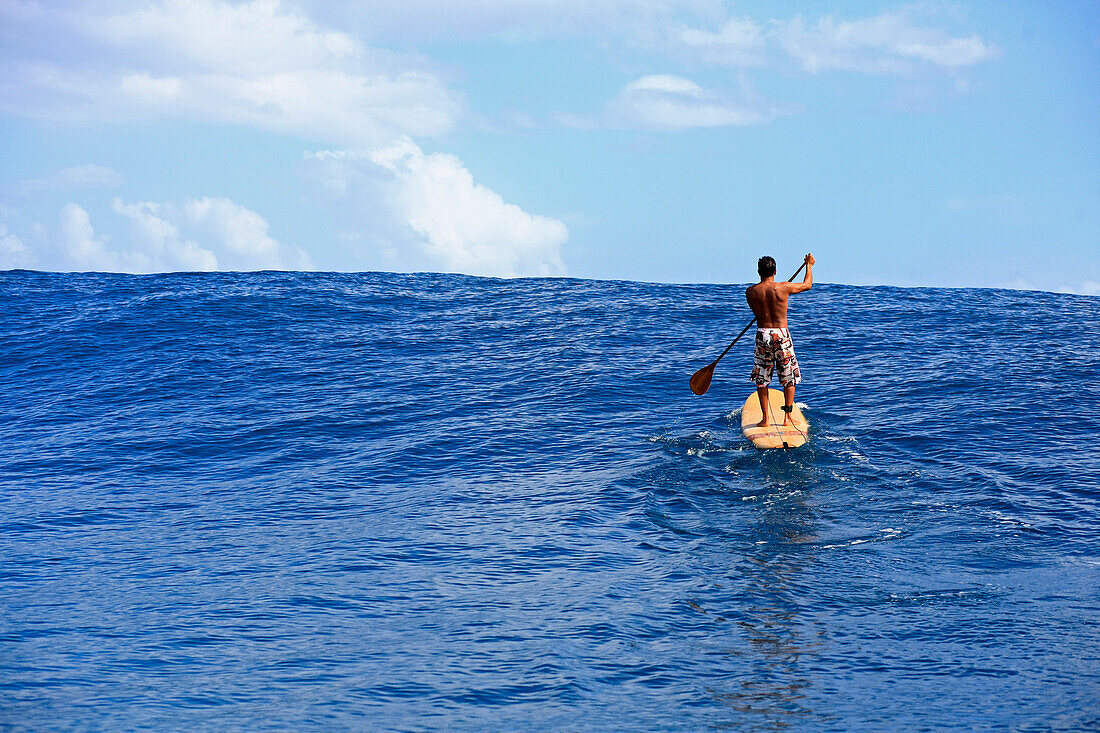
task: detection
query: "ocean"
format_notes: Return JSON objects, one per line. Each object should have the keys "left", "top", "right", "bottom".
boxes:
{"left": 1, "top": 269, "right": 1098, "bottom": 731}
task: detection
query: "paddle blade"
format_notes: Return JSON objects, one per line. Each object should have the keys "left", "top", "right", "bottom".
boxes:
{"left": 690, "top": 362, "right": 716, "bottom": 395}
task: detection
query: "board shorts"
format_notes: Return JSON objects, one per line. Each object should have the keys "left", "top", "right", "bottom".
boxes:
{"left": 751, "top": 327, "right": 802, "bottom": 387}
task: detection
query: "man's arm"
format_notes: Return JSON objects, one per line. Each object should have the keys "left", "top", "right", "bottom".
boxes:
{"left": 786, "top": 253, "right": 814, "bottom": 294}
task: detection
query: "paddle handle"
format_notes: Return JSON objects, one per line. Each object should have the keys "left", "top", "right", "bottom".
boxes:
{"left": 709, "top": 260, "right": 809, "bottom": 368}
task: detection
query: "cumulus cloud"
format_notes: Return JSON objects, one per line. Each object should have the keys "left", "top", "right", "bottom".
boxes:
{"left": 306, "top": 139, "right": 568, "bottom": 277}
{"left": 182, "top": 197, "right": 312, "bottom": 270}
{"left": 0, "top": 0, "right": 461, "bottom": 145}
{"left": 0, "top": 222, "right": 33, "bottom": 269}
{"left": 29, "top": 197, "right": 311, "bottom": 272}
{"left": 673, "top": 7, "right": 995, "bottom": 74}
{"left": 15, "top": 164, "right": 125, "bottom": 194}
{"left": 54, "top": 203, "right": 138, "bottom": 272}
{"left": 605, "top": 74, "right": 785, "bottom": 129}
{"left": 109, "top": 199, "right": 219, "bottom": 272}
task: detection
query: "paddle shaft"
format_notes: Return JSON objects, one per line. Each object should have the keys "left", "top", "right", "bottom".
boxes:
{"left": 709, "top": 260, "right": 809, "bottom": 368}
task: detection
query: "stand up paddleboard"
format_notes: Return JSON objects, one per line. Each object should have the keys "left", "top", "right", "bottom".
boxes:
{"left": 741, "top": 389, "right": 809, "bottom": 450}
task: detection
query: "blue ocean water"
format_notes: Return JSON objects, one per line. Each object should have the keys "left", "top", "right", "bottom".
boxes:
{"left": 1, "top": 269, "right": 1098, "bottom": 731}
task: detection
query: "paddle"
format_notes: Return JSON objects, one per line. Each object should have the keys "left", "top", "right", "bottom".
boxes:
{"left": 689, "top": 261, "right": 809, "bottom": 396}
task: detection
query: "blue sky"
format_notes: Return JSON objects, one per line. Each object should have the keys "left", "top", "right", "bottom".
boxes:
{"left": 1, "top": 0, "right": 1097, "bottom": 292}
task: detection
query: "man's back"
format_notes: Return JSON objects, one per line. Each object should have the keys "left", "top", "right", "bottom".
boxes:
{"left": 746, "top": 281, "right": 792, "bottom": 329}
{"left": 746, "top": 254, "right": 813, "bottom": 327}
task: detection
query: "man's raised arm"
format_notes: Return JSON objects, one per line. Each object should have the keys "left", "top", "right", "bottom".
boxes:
{"left": 787, "top": 253, "right": 815, "bottom": 294}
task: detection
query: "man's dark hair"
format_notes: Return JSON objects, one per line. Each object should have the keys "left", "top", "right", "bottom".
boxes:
{"left": 758, "top": 256, "right": 776, "bottom": 278}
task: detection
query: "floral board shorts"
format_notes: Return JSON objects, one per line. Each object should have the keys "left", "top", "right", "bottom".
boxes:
{"left": 751, "top": 328, "right": 802, "bottom": 387}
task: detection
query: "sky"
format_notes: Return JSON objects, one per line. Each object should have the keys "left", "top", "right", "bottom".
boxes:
{"left": 1, "top": 0, "right": 1097, "bottom": 292}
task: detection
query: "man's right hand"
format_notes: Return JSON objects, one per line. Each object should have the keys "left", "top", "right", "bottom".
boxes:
{"left": 805, "top": 253, "right": 815, "bottom": 266}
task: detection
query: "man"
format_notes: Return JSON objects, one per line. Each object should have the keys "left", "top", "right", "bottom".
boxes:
{"left": 745, "top": 253, "right": 814, "bottom": 428}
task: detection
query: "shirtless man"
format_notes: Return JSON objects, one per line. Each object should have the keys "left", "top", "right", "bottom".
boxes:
{"left": 746, "top": 253, "right": 814, "bottom": 427}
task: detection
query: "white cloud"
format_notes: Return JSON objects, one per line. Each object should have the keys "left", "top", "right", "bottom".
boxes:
{"left": 16, "top": 164, "right": 125, "bottom": 194}
{"left": 605, "top": 74, "right": 786, "bottom": 129}
{"left": 678, "top": 16, "right": 766, "bottom": 67}
{"left": 774, "top": 10, "right": 994, "bottom": 74}
{"left": 0, "top": 222, "right": 33, "bottom": 269}
{"left": 673, "top": 8, "right": 995, "bottom": 74}
{"left": 110, "top": 199, "right": 219, "bottom": 272}
{"left": 181, "top": 196, "right": 312, "bottom": 271}
{"left": 307, "top": 139, "right": 568, "bottom": 277}
{"left": 0, "top": 0, "right": 462, "bottom": 145}
{"left": 306, "top": 1, "right": 993, "bottom": 81}
{"left": 576, "top": 6, "right": 992, "bottom": 131}
{"left": 93, "top": 0, "right": 360, "bottom": 74}
{"left": 30, "top": 197, "right": 310, "bottom": 272}
{"left": 54, "top": 203, "right": 143, "bottom": 272}
{"left": 997, "top": 278, "right": 1100, "bottom": 297}
{"left": 1070, "top": 282, "right": 1100, "bottom": 297}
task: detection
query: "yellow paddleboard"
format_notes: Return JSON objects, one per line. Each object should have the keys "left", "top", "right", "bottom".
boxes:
{"left": 740, "top": 389, "right": 809, "bottom": 450}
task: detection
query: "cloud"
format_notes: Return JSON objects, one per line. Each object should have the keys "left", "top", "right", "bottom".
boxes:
{"left": 16, "top": 164, "right": 125, "bottom": 194}
{"left": 0, "top": 0, "right": 462, "bottom": 145}
{"left": 109, "top": 198, "right": 219, "bottom": 272}
{"left": 673, "top": 7, "right": 996, "bottom": 74}
{"left": 677, "top": 16, "right": 767, "bottom": 67}
{"left": 997, "top": 278, "right": 1100, "bottom": 297}
{"left": 774, "top": 10, "right": 995, "bottom": 74}
{"left": 602, "top": 74, "right": 788, "bottom": 129}
{"left": 92, "top": 0, "right": 359, "bottom": 74}
{"left": 180, "top": 197, "right": 312, "bottom": 271}
{"left": 570, "top": 6, "right": 992, "bottom": 132}
{"left": 305, "top": 2, "right": 994, "bottom": 78}
{"left": 1070, "top": 282, "right": 1100, "bottom": 297}
{"left": 0, "top": 222, "right": 33, "bottom": 269}
{"left": 306, "top": 139, "right": 568, "bottom": 277}
{"left": 54, "top": 203, "right": 139, "bottom": 272}
{"left": 27, "top": 197, "right": 311, "bottom": 272}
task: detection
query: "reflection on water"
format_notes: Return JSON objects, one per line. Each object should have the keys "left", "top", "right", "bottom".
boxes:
{"left": 711, "top": 460, "right": 824, "bottom": 731}
{"left": 645, "top": 423, "right": 836, "bottom": 730}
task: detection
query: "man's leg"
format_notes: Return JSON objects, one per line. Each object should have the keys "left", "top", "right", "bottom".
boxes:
{"left": 782, "top": 383, "right": 795, "bottom": 425}
{"left": 756, "top": 385, "right": 770, "bottom": 428}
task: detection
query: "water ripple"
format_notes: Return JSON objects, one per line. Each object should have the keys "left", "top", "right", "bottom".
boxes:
{"left": 1, "top": 271, "right": 1098, "bottom": 730}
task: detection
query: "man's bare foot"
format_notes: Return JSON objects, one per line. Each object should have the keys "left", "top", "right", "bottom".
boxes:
{"left": 756, "top": 418, "right": 769, "bottom": 428}
{"left": 783, "top": 414, "right": 794, "bottom": 426}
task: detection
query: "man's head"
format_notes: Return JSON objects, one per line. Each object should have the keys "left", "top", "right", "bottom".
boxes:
{"left": 758, "top": 256, "right": 776, "bottom": 279}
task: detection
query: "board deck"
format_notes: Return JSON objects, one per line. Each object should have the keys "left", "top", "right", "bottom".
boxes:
{"left": 740, "top": 389, "right": 809, "bottom": 449}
